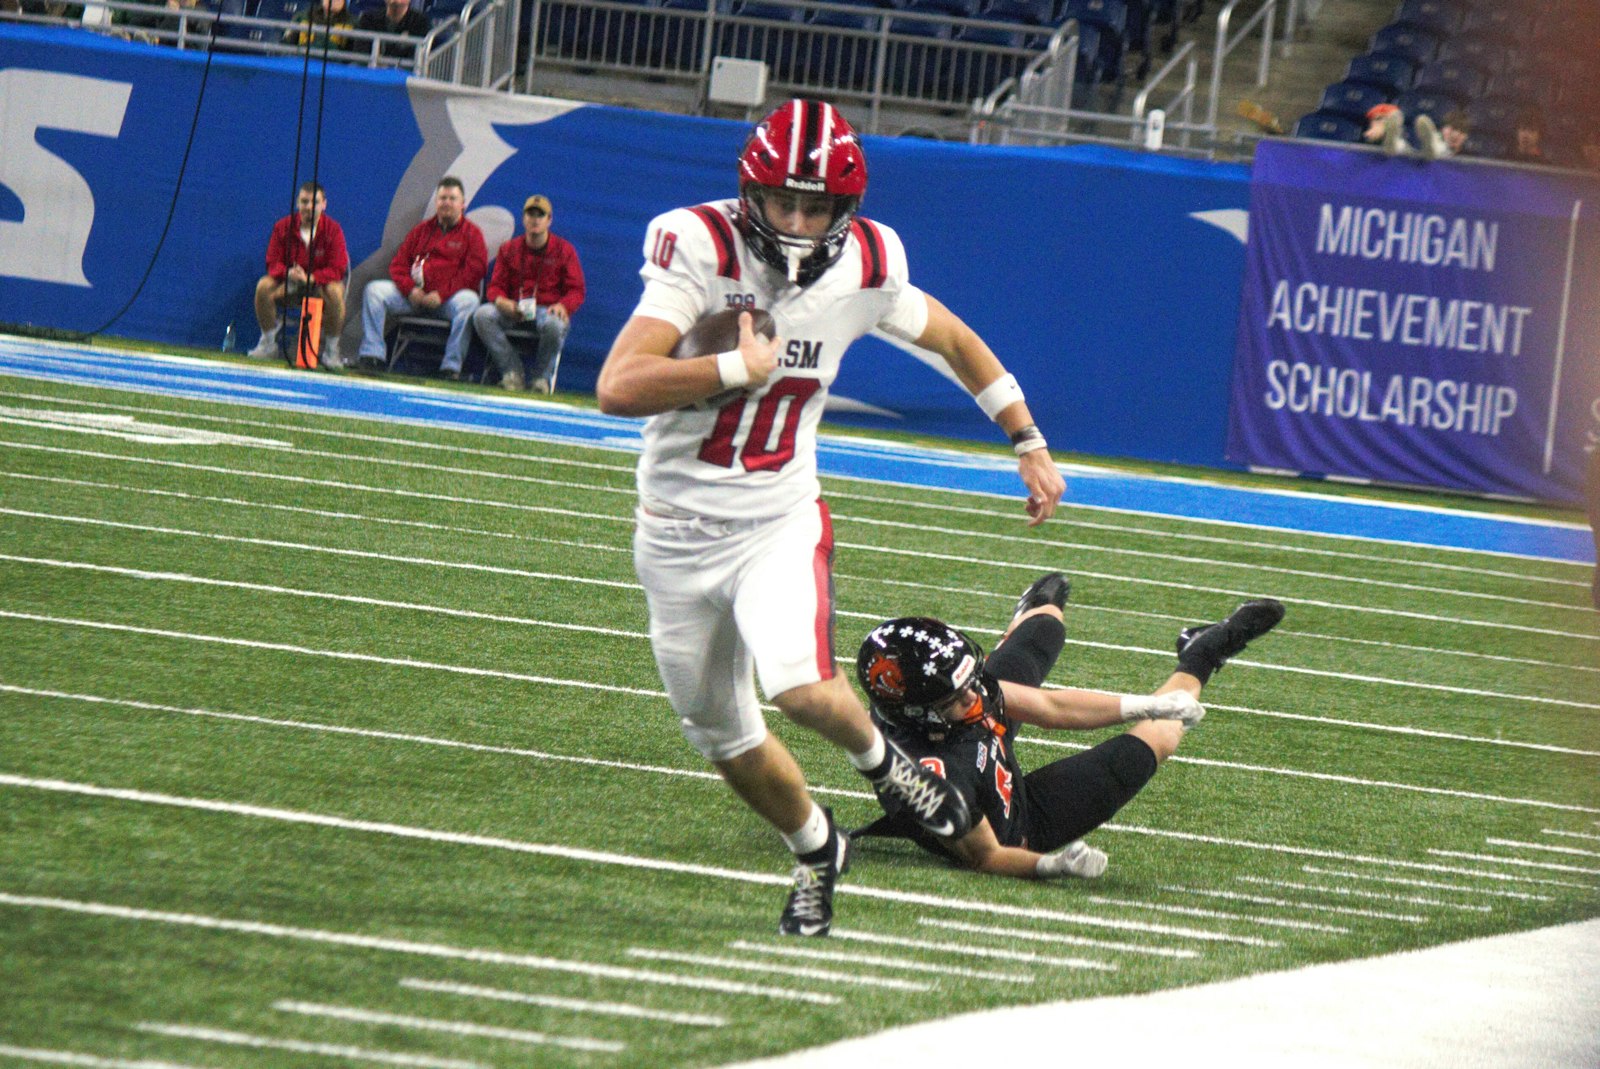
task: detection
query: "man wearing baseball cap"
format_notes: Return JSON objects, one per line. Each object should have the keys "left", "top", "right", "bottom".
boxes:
{"left": 471, "top": 194, "right": 586, "bottom": 392}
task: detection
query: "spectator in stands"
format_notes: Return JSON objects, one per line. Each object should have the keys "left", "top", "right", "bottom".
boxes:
{"left": 1436, "top": 109, "right": 1470, "bottom": 158}
{"left": 470, "top": 195, "right": 586, "bottom": 393}
{"left": 285, "top": 0, "right": 354, "bottom": 51}
{"left": 1508, "top": 109, "right": 1546, "bottom": 164}
{"left": 353, "top": 0, "right": 430, "bottom": 61}
{"left": 356, "top": 176, "right": 486, "bottom": 377}
{"left": 1363, "top": 103, "right": 1407, "bottom": 156}
{"left": 248, "top": 180, "right": 350, "bottom": 367}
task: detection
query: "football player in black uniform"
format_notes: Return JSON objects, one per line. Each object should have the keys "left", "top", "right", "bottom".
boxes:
{"left": 853, "top": 573, "right": 1284, "bottom": 879}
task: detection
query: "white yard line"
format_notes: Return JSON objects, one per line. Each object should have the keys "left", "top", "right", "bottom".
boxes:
{"left": 271, "top": 1002, "right": 622, "bottom": 1053}
{"left": 1544, "top": 828, "right": 1600, "bottom": 843}
{"left": 1428, "top": 850, "right": 1600, "bottom": 876}
{"left": 1299, "top": 866, "right": 1553, "bottom": 902}
{"left": 3, "top": 384, "right": 1582, "bottom": 581}
{"left": 0, "top": 894, "right": 837, "bottom": 1005}
{"left": 396, "top": 978, "right": 725, "bottom": 1027}
{"left": 0, "top": 1045, "right": 214, "bottom": 1069}
{"left": 131, "top": 1025, "right": 488, "bottom": 1069}
{"left": 623, "top": 950, "right": 932, "bottom": 992}
{"left": 830, "top": 931, "right": 1117, "bottom": 971}
{"left": 1487, "top": 838, "right": 1600, "bottom": 859}
{"left": 1235, "top": 876, "right": 1492, "bottom": 913}
{"left": 915, "top": 918, "right": 1200, "bottom": 958}
{"left": 1156, "top": 885, "right": 1427, "bottom": 923}
{"left": 723, "top": 941, "right": 1032, "bottom": 983}
{"left": 3, "top": 441, "right": 1593, "bottom": 643}
{"left": 1084, "top": 895, "right": 1349, "bottom": 934}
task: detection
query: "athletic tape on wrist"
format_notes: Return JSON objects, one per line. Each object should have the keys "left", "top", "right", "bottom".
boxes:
{"left": 715, "top": 349, "right": 750, "bottom": 389}
{"left": 975, "top": 373, "right": 1024, "bottom": 420}
{"left": 1011, "top": 427, "right": 1049, "bottom": 457}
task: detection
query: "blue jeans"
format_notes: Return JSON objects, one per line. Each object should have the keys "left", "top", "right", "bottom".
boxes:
{"left": 471, "top": 302, "right": 569, "bottom": 384}
{"left": 359, "top": 281, "right": 480, "bottom": 372}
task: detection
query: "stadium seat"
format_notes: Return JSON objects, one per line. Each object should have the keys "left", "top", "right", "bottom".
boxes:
{"left": 1463, "top": 130, "right": 1509, "bottom": 158}
{"left": 802, "top": 4, "right": 884, "bottom": 90}
{"left": 1318, "top": 80, "right": 1390, "bottom": 122}
{"left": 1436, "top": 35, "right": 1507, "bottom": 76}
{"left": 950, "top": 23, "right": 1036, "bottom": 98}
{"left": 1413, "top": 60, "right": 1487, "bottom": 104}
{"left": 719, "top": 0, "right": 807, "bottom": 79}
{"left": 1467, "top": 95, "right": 1522, "bottom": 137}
{"left": 1058, "top": 0, "right": 1128, "bottom": 81}
{"left": 1293, "top": 110, "right": 1365, "bottom": 143}
{"left": 903, "top": 0, "right": 983, "bottom": 16}
{"left": 1460, "top": 4, "right": 1537, "bottom": 43}
{"left": 1369, "top": 22, "right": 1441, "bottom": 65}
{"left": 980, "top": 0, "right": 1054, "bottom": 24}
{"left": 1396, "top": 87, "right": 1457, "bottom": 124}
{"left": 1344, "top": 51, "right": 1416, "bottom": 94}
{"left": 1393, "top": 0, "right": 1464, "bottom": 37}
{"left": 884, "top": 15, "right": 956, "bottom": 98}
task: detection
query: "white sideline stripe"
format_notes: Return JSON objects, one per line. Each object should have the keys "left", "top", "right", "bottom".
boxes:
{"left": 837, "top": 511, "right": 1589, "bottom": 612}
{"left": 1300, "top": 865, "right": 1554, "bottom": 901}
{"left": 0, "top": 1045, "right": 212, "bottom": 1069}
{"left": 1429, "top": 849, "right": 1600, "bottom": 877}
{"left": 0, "top": 612, "right": 667, "bottom": 700}
{"left": 0, "top": 472, "right": 628, "bottom": 555}
{"left": 1235, "top": 876, "right": 1493, "bottom": 913}
{"left": 272, "top": 1001, "right": 623, "bottom": 1052}
{"left": 5, "top": 551, "right": 1588, "bottom": 759}
{"left": 1022, "top": 736, "right": 1600, "bottom": 814}
{"left": 3, "top": 441, "right": 1592, "bottom": 644}
{"left": 0, "top": 440, "right": 637, "bottom": 528}
{"left": 724, "top": 941, "right": 1033, "bottom": 983}
{"left": 916, "top": 918, "right": 1200, "bottom": 958}
{"left": 131, "top": 1024, "right": 487, "bottom": 1069}
{"left": 828, "top": 538, "right": 1600, "bottom": 642}
{"left": 1105, "top": 824, "right": 1600, "bottom": 888}
{"left": 1487, "top": 837, "right": 1600, "bottom": 859}
{"left": 830, "top": 931, "right": 1117, "bottom": 971}
{"left": 623, "top": 949, "right": 933, "bottom": 992}
{"left": 1084, "top": 895, "right": 1348, "bottom": 934}
{"left": 0, "top": 778, "right": 1273, "bottom": 942}
{"left": 1544, "top": 828, "right": 1600, "bottom": 843}
{"left": 0, "top": 507, "right": 637, "bottom": 590}
{"left": 8, "top": 386, "right": 1583, "bottom": 573}
{"left": 1, "top": 894, "right": 838, "bottom": 1005}
{"left": 12, "top": 469, "right": 1592, "bottom": 684}
{"left": 0, "top": 683, "right": 871, "bottom": 804}
{"left": 0, "top": 556, "right": 650, "bottom": 640}
{"left": 397, "top": 979, "right": 726, "bottom": 1027}
{"left": 1156, "top": 885, "right": 1428, "bottom": 923}
{"left": 824, "top": 483, "right": 1590, "bottom": 574}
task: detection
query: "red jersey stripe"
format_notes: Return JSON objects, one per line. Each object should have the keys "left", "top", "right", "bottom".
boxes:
{"left": 689, "top": 204, "right": 741, "bottom": 280}
{"left": 811, "top": 498, "right": 837, "bottom": 681}
{"left": 853, "top": 217, "right": 887, "bottom": 289}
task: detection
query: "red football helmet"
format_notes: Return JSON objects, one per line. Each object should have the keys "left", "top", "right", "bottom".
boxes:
{"left": 737, "top": 98, "right": 867, "bottom": 285}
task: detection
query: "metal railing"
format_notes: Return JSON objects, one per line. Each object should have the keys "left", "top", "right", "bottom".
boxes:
{"left": 1204, "top": 0, "right": 1275, "bottom": 135}
{"left": 1, "top": 0, "right": 512, "bottom": 89}
{"left": 1131, "top": 40, "right": 1198, "bottom": 151}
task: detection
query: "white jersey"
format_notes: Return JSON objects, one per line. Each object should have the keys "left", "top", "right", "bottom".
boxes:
{"left": 631, "top": 198, "right": 929, "bottom": 520}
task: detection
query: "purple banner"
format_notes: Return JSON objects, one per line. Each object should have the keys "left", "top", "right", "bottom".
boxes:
{"left": 1228, "top": 140, "right": 1600, "bottom": 505}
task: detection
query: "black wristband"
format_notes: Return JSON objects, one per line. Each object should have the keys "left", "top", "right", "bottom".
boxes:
{"left": 1008, "top": 423, "right": 1041, "bottom": 445}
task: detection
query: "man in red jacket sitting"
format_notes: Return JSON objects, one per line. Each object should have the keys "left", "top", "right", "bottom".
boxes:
{"left": 471, "top": 194, "right": 586, "bottom": 393}
{"left": 356, "top": 176, "right": 487, "bottom": 377}
{"left": 248, "top": 181, "right": 350, "bottom": 366}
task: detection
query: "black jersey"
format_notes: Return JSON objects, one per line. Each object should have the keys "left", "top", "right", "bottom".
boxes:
{"left": 863, "top": 671, "right": 1033, "bottom": 857}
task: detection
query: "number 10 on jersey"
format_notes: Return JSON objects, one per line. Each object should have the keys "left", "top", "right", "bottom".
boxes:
{"left": 697, "top": 378, "right": 822, "bottom": 472}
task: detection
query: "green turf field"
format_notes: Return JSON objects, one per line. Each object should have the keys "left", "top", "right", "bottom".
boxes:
{"left": 0, "top": 365, "right": 1596, "bottom": 1069}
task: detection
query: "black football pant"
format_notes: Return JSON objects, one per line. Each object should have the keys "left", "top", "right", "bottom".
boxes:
{"left": 991, "top": 615, "right": 1159, "bottom": 853}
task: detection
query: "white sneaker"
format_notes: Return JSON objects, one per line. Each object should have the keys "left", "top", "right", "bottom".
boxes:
{"left": 1381, "top": 110, "right": 1409, "bottom": 156}
{"left": 500, "top": 368, "right": 525, "bottom": 391}
{"left": 1415, "top": 114, "right": 1447, "bottom": 159}
{"left": 321, "top": 337, "right": 343, "bottom": 369}
{"left": 246, "top": 329, "right": 278, "bottom": 358}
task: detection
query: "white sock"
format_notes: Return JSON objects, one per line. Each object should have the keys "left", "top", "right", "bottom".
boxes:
{"left": 780, "top": 802, "right": 829, "bottom": 856}
{"left": 257, "top": 326, "right": 277, "bottom": 347}
{"left": 847, "top": 728, "right": 887, "bottom": 772}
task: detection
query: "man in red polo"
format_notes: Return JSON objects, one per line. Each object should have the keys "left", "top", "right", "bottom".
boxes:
{"left": 356, "top": 176, "right": 487, "bottom": 377}
{"left": 248, "top": 181, "right": 350, "bottom": 366}
{"left": 471, "top": 194, "right": 586, "bottom": 392}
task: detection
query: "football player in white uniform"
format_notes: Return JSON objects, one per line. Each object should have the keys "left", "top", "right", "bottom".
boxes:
{"left": 597, "top": 98, "right": 1066, "bottom": 936}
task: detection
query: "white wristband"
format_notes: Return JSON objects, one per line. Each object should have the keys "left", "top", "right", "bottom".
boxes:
{"left": 1118, "top": 694, "right": 1157, "bottom": 722}
{"left": 715, "top": 349, "right": 750, "bottom": 389}
{"left": 975, "top": 373, "right": 1024, "bottom": 420}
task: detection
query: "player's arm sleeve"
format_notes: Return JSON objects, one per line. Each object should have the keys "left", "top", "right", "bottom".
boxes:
{"left": 870, "top": 224, "right": 930, "bottom": 342}
{"left": 630, "top": 207, "right": 715, "bottom": 334}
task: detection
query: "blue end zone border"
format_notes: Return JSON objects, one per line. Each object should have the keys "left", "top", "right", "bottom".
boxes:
{"left": 0, "top": 337, "right": 1592, "bottom": 566}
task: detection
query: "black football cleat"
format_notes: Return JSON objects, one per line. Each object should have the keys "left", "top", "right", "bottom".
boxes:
{"left": 1176, "top": 598, "right": 1286, "bottom": 684}
{"left": 867, "top": 739, "right": 972, "bottom": 840}
{"left": 779, "top": 810, "right": 851, "bottom": 937}
{"left": 1012, "top": 572, "right": 1071, "bottom": 623}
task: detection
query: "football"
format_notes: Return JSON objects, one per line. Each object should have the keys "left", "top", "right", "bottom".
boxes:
{"left": 669, "top": 307, "right": 776, "bottom": 359}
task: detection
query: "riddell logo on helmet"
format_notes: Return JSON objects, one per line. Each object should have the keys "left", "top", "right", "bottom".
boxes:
{"left": 784, "top": 177, "right": 827, "bottom": 192}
